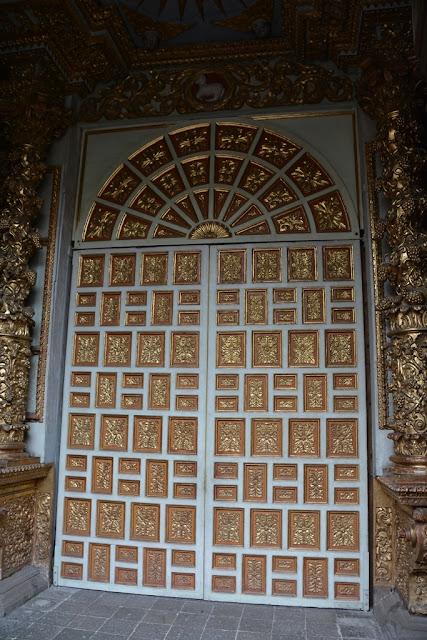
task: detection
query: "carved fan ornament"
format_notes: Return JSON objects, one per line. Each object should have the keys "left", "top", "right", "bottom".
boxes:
{"left": 81, "top": 122, "right": 353, "bottom": 245}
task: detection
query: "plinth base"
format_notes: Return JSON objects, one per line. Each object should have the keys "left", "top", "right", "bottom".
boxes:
{"left": 0, "top": 566, "right": 48, "bottom": 616}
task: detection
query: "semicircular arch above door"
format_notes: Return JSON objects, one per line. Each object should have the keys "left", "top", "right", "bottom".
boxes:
{"left": 77, "top": 121, "right": 359, "bottom": 247}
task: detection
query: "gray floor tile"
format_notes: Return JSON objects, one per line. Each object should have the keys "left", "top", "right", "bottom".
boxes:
{"left": 243, "top": 603, "right": 275, "bottom": 619}
{"left": 67, "top": 614, "right": 105, "bottom": 631}
{"left": 54, "top": 630, "right": 95, "bottom": 640}
{"left": 205, "top": 615, "right": 240, "bottom": 631}
{"left": 150, "top": 597, "right": 184, "bottom": 612}
{"left": 305, "top": 609, "right": 337, "bottom": 623}
{"left": 142, "top": 610, "right": 177, "bottom": 625}
{"left": 125, "top": 595, "right": 159, "bottom": 609}
{"left": 182, "top": 601, "right": 215, "bottom": 615}
{"left": 96, "top": 593, "right": 130, "bottom": 607}
{"left": 92, "top": 635, "right": 127, "bottom": 640}
{"left": 272, "top": 620, "right": 305, "bottom": 636}
{"left": 236, "top": 632, "right": 268, "bottom": 640}
{"left": 272, "top": 633, "right": 306, "bottom": 640}
{"left": 81, "top": 604, "right": 115, "bottom": 618}
{"left": 21, "top": 596, "right": 60, "bottom": 612}
{"left": 98, "top": 618, "right": 138, "bottom": 636}
{"left": 53, "top": 601, "right": 91, "bottom": 615}
{"left": 131, "top": 622, "right": 171, "bottom": 640}
{"left": 0, "top": 619, "right": 30, "bottom": 640}
{"left": 70, "top": 590, "right": 103, "bottom": 604}
{"left": 14, "top": 622, "right": 63, "bottom": 640}
{"left": 201, "top": 630, "right": 237, "bottom": 640}
{"left": 111, "top": 607, "right": 147, "bottom": 622}
{"left": 173, "top": 612, "right": 210, "bottom": 627}
{"left": 305, "top": 622, "right": 340, "bottom": 637}
{"left": 38, "top": 610, "right": 77, "bottom": 627}
{"left": 239, "top": 617, "right": 273, "bottom": 633}
{"left": 212, "top": 603, "right": 244, "bottom": 617}
{"left": 165, "top": 626, "right": 205, "bottom": 640}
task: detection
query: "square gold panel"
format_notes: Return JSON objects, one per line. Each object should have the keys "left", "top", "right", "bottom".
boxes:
{"left": 288, "top": 331, "right": 319, "bottom": 367}
{"left": 104, "top": 333, "right": 131, "bottom": 367}
{"left": 287, "top": 247, "right": 317, "bottom": 281}
{"left": 334, "top": 488, "right": 359, "bottom": 505}
{"left": 63, "top": 498, "right": 91, "bottom": 535}
{"left": 69, "top": 393, "right": 90, "bottom": 408}
{"left": 251, "top": 510, "right": 281, "bottom": 547}
{"left": 171, "top": 332, "right": 199, "bottom": 367}
{"left": 334, "top": 558, "right": 360, "bottom": 576}
{"left": 76, "top": 292, "right": 96, "bottom": 307}
{"left": 242, "top": 555, "right": 266, "bottom": 594}
{"left": 122, "top": 373, "right": 143, "bottom": 388}
{"left": 143, "top": 548, "right": 166, "bottom": 587}
{"left": 178, "top": 311, "right": 200, "bottom": 326}
{"left": 214, "top": 485, "right": 237, "bottom": 501}
{"left": 140, "top": 252, "right": 168, "bottom": 285}
{"left": 101, "top": 293, "right": 121, "bottom": 326}
{"left": 215, "top": 396, "right": 238, "bottom": 412}
{"left": 96, "top": 373, "right": 116, "bottom": 408}
{"left": 149, "top": 374, "right": 170, "bottom": 410}
{"left": 118, "top": 480, "right": 140, "bottom": 496}
{"left": 272, "top": 579, "right": 297, "bottom": 597}
{"left": 217, "top": 290, "right": 239, "bottom": 305}
{"left": 100, "top": 415, "right": 128, "bottom": 451}
{"left": 212, "top": 553, "right": 236, "bottom": 570}
{"left": 331, "top": 287, "right": 355, "bottom": 302}
{"left": 302, "top": 288, "right": 325, "bottom": 324}
{"left": 273, "top": 309, "right": 296, "bottom": 324}
{"left": 115, "top": 568, "right": 137, "bottom": 585}
{"left": 216, "top": 374, "right": 239, "bottom": 390}
{"left": 172, "top": 550, "right": 196, "bottom": 567}
{"left": 244, "top": 464, "right": 267, "bottom": 502}
{"left": 217, "top": 310, "right": 239, "bottom": 326}
{"left": 273, "top": 288, "right": 296, "bottom": 303}
{"left": 68, "top": 414, "right": 95, "bottom": 449}
{"left": 65, "top": 477, "right": 86, "bottom": 492}
{"left": 214, "top": 462, "right": 238, "bottom": 479}
{"left": 61, "top": 562, "right": 82, "bottom": 580}
{"left": 274, "top": 374, "right": 297, "bottom": 390}
{"left": 75, "top": 312, "right": 95, "bottom": 327}
{"left": 274, "top": 396, "right": 297, "bottom": 412}
{"left": 121, "top": 394, "right": 143, "bottom": 409}
{"left": 217, "top": 332, "right": 246, "bottom": 368}
{"left": 214, "top": 508, "right": 244, "bottom": 546}
{"left": 212, "top": 575, "right": 236, "bottom": 593}
{"left": 289, "top": 419, "right": 320, "bottom": 457}
{"left": 125, "top": 312, "right": 146, "bottom": 326}
{"left": 273, "top": 464, "right": 297, "bottom": 481}
{"left": 88, "top": 543, "right": 110, "bottom": 582}
{"left": 131, "top": 503, "right": 160, "bottom": 541}
{"left": 92, "top": 456, "right": 113, "bottom": 494}
{"left": 304, "top": 465, "right": 328, "bottom": 504}
{"left": 323, "top": 246, "right": 354, "bottom": 281}
{"left": 66, "top": 455, "right": 87, "bottom": 471}
{"left": 73, "top": 333, "right": 99, "bottom": 366}
{"left": 252, "top": 248, "right": 282, "bottom": 282}
{"left": 78, "top": 254, "right": 105, "bottom": 287}
{"left": 116, "top": 546, "right": 138, "bottom": 563}
{"left": 252, "top": 331, "right": 282, "bottom": 367}
{"left": 174, "top": 251, "right": 201, "bottom": 285}
{"left": 166, "top": 505, "right": 196, "bottom": 544}
{"left": 245, "top": 290, "right": 267, "bottom": 324}
{"left": 334, "top": 465, "right": 359, "bottom": 481}
{"left": 179, "top": 290, "right": 200, "bottom": 305}
{"left": 71, "top": 372, "right": 91, "bottom": 387}
{"left": 174, "top": 483, "right": 197, "bottom": 500}
{"left": 303, "top": 558, "right": 328, "bottom": 598}
{"left": 272, "top": 556, "right": 297, "bottom": 573}
{"left": 119, "top": 458, "right": 141, "bottom": 474}
{"left": 304, "top": 374, "right": 327, "bottom": 412}
{"left": 133, "top": 417, "right": 162, "bottom": 453}
{"left": 215, "top": 419, "right": 245, "bottom": 456}
{"left": 62, "top": 540, "right": 84, "bottom": 558}
{"left": 334, "top": 582, "right": 360, "bottom": 601}
{"left": 332, "top": 308, "right": 356, "bottom": 323}
{"left": 171, "top": 573, "right": 195, "bottom": 590}
{"left": 288, "top": 511, "right": 320, "bottom": 550}
{"left": 326, "top": 330, "right": 356, "bottom": 367}
{"left": 96, "top": 501, "right": 125, "bottom": 538}
{"left": 176, "top": 395, "right": 199, "bottom": 411}
{"left": 334, "top": 396, "right": 358, "bottom": 412}
{"left": 177, "top": 374, "right": 199, "bottom": 389}
{"left": 137, "top": 332, "right": 165, "bottom": 367}
{"left": 244, "top": 375, "right": 268, "bottom": 411}
{"left": 151, "top": 291, "right": 173, "bottom": 325}
{"left": 174, "top": 461, "right": 197, "bottom": 477}
{"left": 146, "top": 460, "right": 168, "bottom": 498}
{"left": 126, "top": 291, "right": 147, "bottom": 306}
{"left": 109, "top": 253, "right": 135, "bottom": 286}
{"left": 217, "top": 249, "right": 246, "bottom": 284}
{"left": 273, "top": 487, "right": 297, "bottom": 503}
{"left": 252, "top": 419, "right": 282, "bottom": 457}
{"left": 168, "top": 417, "right": 198, "bottom": 454}
{"left": 327, "top": 419, "right": 358, "bottom": 457}
{"left": 327, "top": 511, "right": 359, "bottom": 551}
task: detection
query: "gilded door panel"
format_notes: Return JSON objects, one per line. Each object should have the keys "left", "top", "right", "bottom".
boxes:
{"left": 55, "top": 246, "right": 209, "bottom": 597}
{"left": 204, "top": 242, "right": 368, "bottom": 608}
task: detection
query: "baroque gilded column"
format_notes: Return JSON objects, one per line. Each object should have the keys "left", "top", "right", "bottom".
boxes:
{"left": 358, "top": 61, "right": 427, "bottom": 613}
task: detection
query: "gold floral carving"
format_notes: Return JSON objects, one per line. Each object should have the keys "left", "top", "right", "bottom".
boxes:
{"left": 0, "top": 494, "right": 35, "bottom": 577}
{"left": 375, "top": 507, "right": 394, "bottom": 585}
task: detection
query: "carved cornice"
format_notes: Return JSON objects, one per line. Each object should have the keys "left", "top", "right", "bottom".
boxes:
{"left": 0, "top": 463, "right": 52, "bottom": 487}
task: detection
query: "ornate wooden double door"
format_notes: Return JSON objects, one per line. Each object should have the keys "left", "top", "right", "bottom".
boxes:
{"left": 55, "top": 241, "right": 368, "bottom": 608}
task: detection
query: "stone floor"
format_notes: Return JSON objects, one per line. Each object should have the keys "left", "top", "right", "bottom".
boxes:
{"left": 0, "top": 586, "right": 386, "bottom": 640}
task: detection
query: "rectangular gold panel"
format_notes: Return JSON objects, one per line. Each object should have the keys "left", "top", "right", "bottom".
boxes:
{"left": 78, "top": 254, "right": 105, "bottom": 287}
{"left": 327, "top": 511, "right": 359, "bottom": 551}
{"left": 96, "top": 373, "right": 116, "bottom": 408}
{"left": 65, "top": 477, "right": 86, "bottom": 492}
{"left": 245, "top": 289, "right": 268, "bottom": 324}
{"left": 217, "top": 310, "right": 239, "bottom": 325}
{"left": 214, "top": 462, "right": 238, "bottom": 479}
{"left": 115, "top": 568, "right": 137, "bottom": 585}
{"left": 251, "top": 419, "right": 282, "bottom": 457}
{"left": 121, "top": 394, "right": 142, "bottom": 409}
{"left": 126, "top": 291, "right": 147, "bottom": 306}
{"left": 100, "top": 415, "right": 128, "bottom": 451}
{"left": 288, "top": 511, "right": 320, "bottom": 550}
{"left": 122, "top": 373, "right": 143, "bottom": 388}
{"left": 214, "top": 485, "right": 237, "bottom": 501}
{"left": 92, "top": 457, "right": 113, "bottom": 494}
{"left": 244, "top": 375, "right": 267, "bottom": 411}
{"left": 287, "top": 247, "right": 317, "bottom": 281}
{"left": 252, "top": 331, "right": 282, "bottom": 367}
{"left": 151, "top": 291, "right": 173, "bottom": 326}
{"left": 217, "top": 289, "right": 240, "bottom": 305}
{"left": 274, "top": 396, "right": 297, "bottom": 412}
{"left": 215, "top": 419, "right": 245, "bottom": 456}
{"left": 178, "top": 311, "right": 200, "bottom": 325}
{"left": 68, "top": 414, "right": 95, "bottom": 450}
{"left": 214, "top": 508, "right": 244, "bottom": 546}
{"left": 119, "top": 458, "right": 141, "bottom": 474}
{"left": 141, "top": 252, "right": 168, "bottom": 285}
{"left": 143, "top": 548, "right": 166, "bottom": 587}
{"left": 118, "top": 480, "right": 140, "bottom": 496}
{"left": 116, "top": 546, "right": 138, "bottom": 563}
{"left": 166, "top": 505, "right": 196, "bottom": 544}
{"left": 171, "top": 332, "right": 199, "bottom": 367}
{"left": 131, "top": 503, "right": 160, "bottom": 541}
{"left": 101, "top": 293, "right": 121, "bottom": 326}
{"left": 179, "top": 290, "right": 200, "bottom": 305}
{"left": 334, "top": 558, "right": 360, "bottom": 576}
{"left": 73, "top": 333, "right": 99, "bottom": 366}
{"left": 334, "top": 582, "right": 360, "bottom": 600}
{"left": 334, "top": 488, "right": 359, "bottom": 505}
{"left": 62, "top": 541, "right": 84, "bottom": 558}
{"left": 273, "top": 487, "right": 297, "bottom": 503}
{"left": 323, "top": 246, "right": 354, "bottom": 281}
{"left": 174, "top": 461, "right": 197, "bottom": 477}
{"left": 304, "top": 465, "right": 328, "bottom": 504}
{"left": 176, "top": 374, "right": 199, "bottom": 389}
{"left": 172, "top": 550, "right": 196, "bottom": 567}
{"left": 69, "top": 393, "right": 90, "bottom": 408}
{"left": 216, "top": 374, "right": 239, "bottom": 390}
{"left": 133, "top": 417, "right": 162, "bottom": 453}
{"left": 244, "top": 464, "right": 267, "bottom": 502}
{"left": 302, "top": 288, "right": 325, "bottom": 324}
{"left": 137, "top": 332, "right": 165, "bottom": 367}
{"left": 149, "top": 374, "right": 170, "bottom": 410}
{"left": 252, "top": 248, "right": 282, "bottom": 282}
{"left": 304, "top": 374, "right": 327, "bottom": 412}
{"left": 212, "top": 553, "right": 236, "bottom": 570}
{"left": 125, "top": 311, "right": 146, "bottom": 326}
{"left": 273, "top": 309, "right": 296, "bottom": 324}
{"left": 212, "top": 575, "right": 236, "bottom": 593}
{"left": 63, "top": 498, "right": 91, "bottom": 535}
{"left": 289, "top": 419, "right": 320, "bottom": 457}
{"left": 274, "top": 374, "right": 297, "bottom": 390}
{"left": 272, "top": 579, "right": 297, "bottom": 597}
{"left": 109, "top": 253, "right": 136, "bottom": 286}
{"left": 88, "top": 543, "right": 110, "bottom": 582}
{"left": 273, "top": 288, "right": 296, "bottom": 303}
{"left": 331, "top": 286, "right": 355, "bottom": 302}
{"left": 61, "top": 562, "right": 83, "bottom": 580}
{"left": 76, "top": 292, "right": 96, "bottom": 307}
{"left": 172, "top": 573, "right": 195, "bottom": 590}
{"left": 326, "top": 330, "right": 356, "bottom": 367}
{"left": 288, "top": 331, "right": 319, "bottom": 367}
{"left": 273, "top": 464, "right": 297, "bottom": 481}
{"left": 217, "top": 332, "right": 246, "bottom": 367}
{"left": 71, "top": 372, "right": 91, "bottom": 387}
{"left": 332, "top": 307, "right": 356, "bottom": 323}
{"left": 176, "top": 395, "right": 198, "bottom": 411}
{"left": 272, "top": 556, "right": 297, "bottom": 573}
{"left": 334, "top": 396, "right": 358, "bottom": 412}
{"left": 96, "top": 501, "right": 125, "bottom": 538}
{"left": 66, "top": 454, "right": 87, "bottom": 471}
{"left": 303, "top": 558, "right": 328, "bottom": 598}
{"left": 334, "top": 464, "right": 359, "bottom": 481}
{"left": 174, "top": 251, "right": 201, "bottom": 285}
{"left": 333, "top": 374, "right": 358, "bottom": 389}
{"left": 75, "top": 312, "right": 95, "bottom": 327}
{"left": 242, "top": 555, "right": 266, "bottom": 594}
{"left": 217, "top": 249, "right": 246, "bottom": 284}
{"left": 104, "top": 332, "right": 131, "bottom": 366}
{"left": 174, "top": 483, "right": 197, "bottom": 500}
{"left": 251, "top": 510, "right": 281, "bottom": 547}
{"left": 168, "top": 417, "right": 198, "bottom": 455}
{"left": 146, "top": 460, "right": 168, "bottom": 498}
{"left": 327, "top": 419, "right": 358, "bottom": 458}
